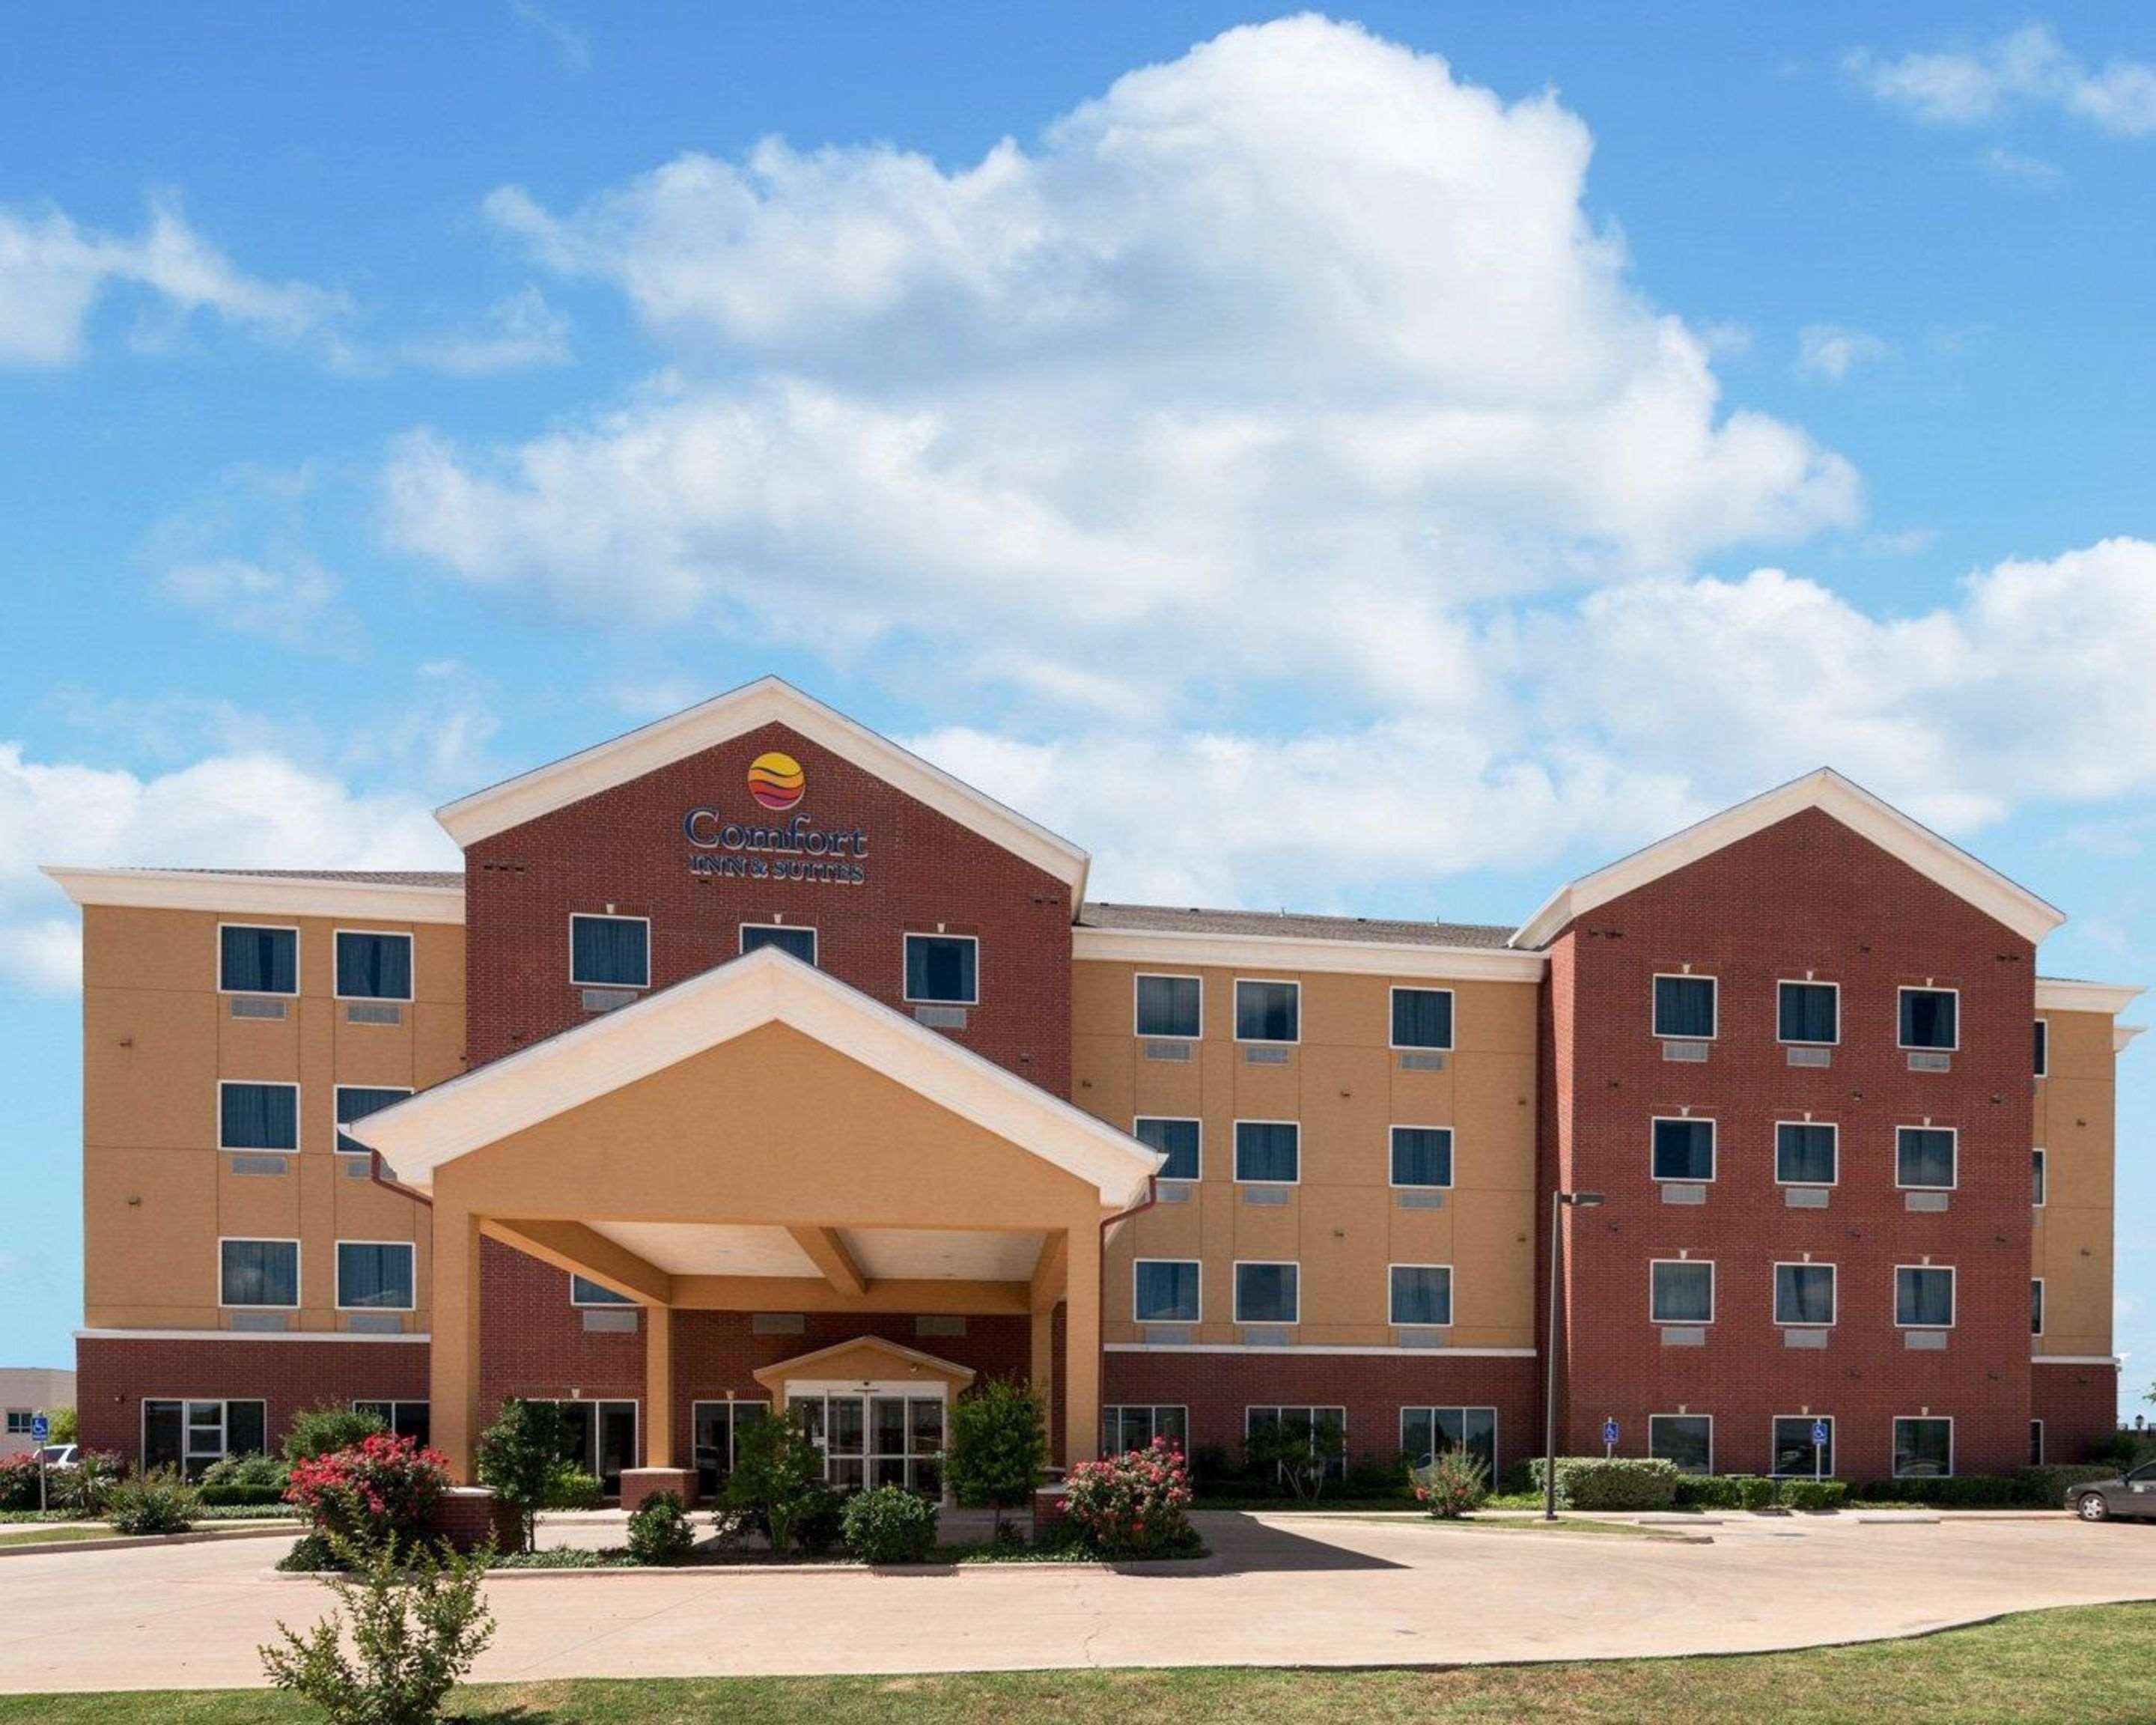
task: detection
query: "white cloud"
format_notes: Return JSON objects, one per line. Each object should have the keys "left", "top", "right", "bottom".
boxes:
{"left": 1845, "top": 25, "right": 2156, "bottom": 138}
{"left": 0, "top": 743, "right": 457, "bottom": 991}
{"left": 157, "top": 556, "right": 357, "bottom": 654}
{"left": 395, "top": 287, "right": 572, "bottom": 376}
{"left": 1981, "top": 147, "right": 2063, "bottom": 189}
{"left": 1796, "top": 324, "right": 1889, "bottom": 383}
{"left": 390, "top": 16, "right": 1858, "bottom": 717}
{"left": 0, "top": 194, "right": 344, "bottom": 367}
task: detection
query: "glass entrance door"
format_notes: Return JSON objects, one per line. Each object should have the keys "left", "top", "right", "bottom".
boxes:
{"left": 789, "top": 1392, "right": 944, "bottom": 1494}
{"left": 539, "top": 1399, "right": 636, "bottom": 1494}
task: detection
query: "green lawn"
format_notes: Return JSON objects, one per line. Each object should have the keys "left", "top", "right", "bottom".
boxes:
{"left": 0, "top": 1602, "right": 2149, "bottom": 1722}
{"left": 0, "top": 1525, "right": 145, "bottom": 1548}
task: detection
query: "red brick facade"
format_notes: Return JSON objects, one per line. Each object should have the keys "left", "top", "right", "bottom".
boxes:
{"left": 2032, "top": 1360, "right": 2121, "bottom": 1463}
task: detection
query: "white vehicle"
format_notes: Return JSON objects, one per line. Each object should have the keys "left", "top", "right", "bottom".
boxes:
{"left": 31, "top": 1444, "right": 77, "bottom": 1469}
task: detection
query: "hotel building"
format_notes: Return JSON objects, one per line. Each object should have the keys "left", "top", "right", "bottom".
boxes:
{"left": 46, "top": 679, "right": 2141, "bottom": 1500}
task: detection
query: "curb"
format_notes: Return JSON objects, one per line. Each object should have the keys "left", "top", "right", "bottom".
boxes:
{"left": 0, "top": 1523, "right": 299, "bottom": 1559}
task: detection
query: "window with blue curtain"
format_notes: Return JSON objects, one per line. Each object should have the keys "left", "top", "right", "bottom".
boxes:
{"left": 1390, "top": 988, "right": 1454, "bottom": 1050}
{"left": 1234, "top": 1120, "right": 1299, "bottom": 1182}
{"left": 1898, "top": 988, "right": 1958, "bottom": 1050}
{"left": 1774, "top": 1263, "right": 1836, "bottom": 1325}
{"left": 1775, "top": 1122, "right": 1837, "bottom": 1185}
{"left": 570, "top": 915, "right": 650, "bottom": 988}
{"left": 1892, "top": 1417, "right": 1952, "bottom": 1478}
{"left": 2033, "top": 1019, "right": 2047, "bottom": 1077}
{"left": 1401, "top": 1406, "right": 1496, "bottom": 1475}
{"left": 1234, "top": 979, "right": 1299, "bottom": 1042}
{"left": 1652, "top": 975, "right": 1715, "bottom": 1038}
{"left": 221, "top": 1083, "right": 298, "bottom": 1151}
{"left": 1896, "top": 1127, "right": 1956, "bottom": 1190}
{"left": 219, "top": 925, "right": 296, "bottom": 994}
{"left": 1233, "top": 1262, "right": 1298, "bottom": 1324}
{"left": 1777, "top": 981, "right": 1838, "bottom": 1044}
{"left": 1651, "top": 1117, "right": 1715, "bottom": 1181}
{"left": 1650, "top": 1260, "right": 1714, "bottom": 1324}
{"left": 220, "top": 1239, "right": 299, "bottom": 1306}
{"left": 335, "top": 1086, "right": 412, "bottom": 1154}
{"left": 1389, "top": 1265, "right": 1452, "bottom": 1326}
{"left": 903, "top": 934, "right": 977, "bottom": 1003}
{"left": 1133, "top": 974, "right": 1202, "bottom": 1038}
{"left": 740, "top": 925, "right": 817, "bottom": 964}
{"left": 1134, "top": 1118, "right": 1200, "bottom": 1181}
{"left": 1390, "top": 1126, "right": 1453, "bottom": 1187}
{"left": 336, "top": 1242, "right": 414, "bottom": 1309}
{"left": 1133, "top": 1260, "right": 1200, "bottom": 1322}
{"left": 335, "top": 931, "right": 412, "bottom": 1000}
{"left": 1895, "top": 1266, "right": 1955, "bottom": 1327}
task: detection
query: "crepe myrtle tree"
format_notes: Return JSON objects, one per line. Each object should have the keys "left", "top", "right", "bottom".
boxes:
{"left": 946, "top": 1377, "right": 1047, "bottom": 1541}
{"left": 474, "top": 1399, "right": 570, "bottom": 1554}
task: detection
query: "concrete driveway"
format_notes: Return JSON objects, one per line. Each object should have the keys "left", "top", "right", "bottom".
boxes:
{"left": 1, "top": 1511, "right": 2152, "bottom": 1693}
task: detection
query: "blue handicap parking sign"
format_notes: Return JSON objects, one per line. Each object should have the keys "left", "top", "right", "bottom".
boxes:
{"left": 1811, "top": 1420, "right": 1829, "bottom": 1446}
{"left": 30, "top": 1414, "right": 47, "bottom": 1443}
{"left": 1601, "top": 1418, "right": 1619, "bottom": 1446}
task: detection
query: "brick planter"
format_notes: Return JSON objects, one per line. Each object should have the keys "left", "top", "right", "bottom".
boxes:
{"left": 620, "top": 1467, "right": 697, "bottom": 1512}
{"left": 428, "top": 1486, "right": 524, "bottom": 1554}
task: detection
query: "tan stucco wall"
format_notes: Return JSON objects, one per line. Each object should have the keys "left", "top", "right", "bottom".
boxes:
{"left": 2032, "top": 1008, "right": 2117, "bottom": 1359}
{"left": 1073, "top": 961, "right": 1540, "bottom": 1348}
{"left": 81, "top": 906, "right": 460, "bottom": 1332}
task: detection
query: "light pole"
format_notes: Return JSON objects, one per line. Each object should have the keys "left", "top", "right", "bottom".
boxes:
{"left": 1543, "top": 1189, "right": 1604, "bottom": 1521}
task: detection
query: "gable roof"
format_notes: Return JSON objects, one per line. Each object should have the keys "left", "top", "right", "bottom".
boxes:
{"left": 1511, "top": 767, "right": 2068, "bottom": 950}
{"left": 344, "top": 943, "right": 1163, "bottom": 1205}
{"left": 751, "top": 1334, "right": 978, "bottom": 1395}
{"left": 434, "top": 675, "right": 1091, "bottom": 911}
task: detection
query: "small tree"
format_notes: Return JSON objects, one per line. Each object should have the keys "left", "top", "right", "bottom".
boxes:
{"left": 261, "top": 1532, "right": 495, "bottom": 1725}
{"left": 282, "top": 1403, "right": 389, "bottom": 1465}
{"left": 1244, "top": 1416, "right": 1345, "bottom": 1502}
{"left": 722, "top": 1412, "right": 830, "bottom": 1554}
{"left": 946, "top": 1377, "right": 1047, "bottom": 1541}
{"left": 1410, "top": 1446, "right": 1490, "bottom": 1519}
{"left": 44, "top": 1407, "right": 76, "bottom": 1444}
{"left": 473, "top": 1399, "right": 569, "bottom": 1554}
{"left": 625, "top": 1491, "right": 696, "bottom": 1565}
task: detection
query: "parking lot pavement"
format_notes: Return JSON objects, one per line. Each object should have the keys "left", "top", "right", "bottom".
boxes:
{"left": 1, "top": 1511, "right": 2152, "bottom": 1694}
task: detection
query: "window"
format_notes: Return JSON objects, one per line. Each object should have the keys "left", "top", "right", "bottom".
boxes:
{"left": 1771, "top": 1415, "right": 1834, "bottom": 1478}
{"left": 1777, "top": 980, "right": 1839, "bottom": 1044}
{"left": 1133, "top": 1118, "right": 1201, "bottom": 1181}
{"left": 2033, "top": 1018, "right": 2048, "bottom": 1078}
{"left": 1234, "top": 1262, "right": 1299, "bottom": 1324}
{"left": 1133, "top": 974, "right": 1202, "bottom": 1039}
{"left": 1133, "top": 1260, "right": 1201, "bottom": 1323}
{"left": 1103, "top": 1405, "right": 1187, "bottom": 1455}
{"left": 1651, "top": 1117, "right": 1715, "bottom": 1182}
{"left": 1234, "top": 979, "right": 1300, "bottom": 1043}
{"left": 1652, "top": 974, "right": 1716, "bottom": 1039}
{"left": 2029, "top": 1420, "right": 2045, "bottom": 1467}
{"left": 903, "top": 934, "right": 978, "bottom": 1004}
{"left": 1648, "top": 1414, "right": 1713, "bottom": 1475}
{"left": 335, "top": 1086, "right": 412, "bottom": 1154}
{"left": 569, "top": 1274, "right": 634, "bottom": 1307}
{"left": 1401, "top": 1407, "right": 1496, "bottom": 1476}
{"left": 1896, "top": 1126, "right": 1957, "bottom": 1190}
{"left": 529, "top": 1399, "right": 638, "bottom": 1495}
{"left": 1893, "top": 1417, "right": 1953, "bottom": 1479}
{"left": 740, "top": 924, "right": 816, "bottom": 964}
{"left": 2032, "top": 1149, "right": 2047, "bottom": 1208}
{"left": 4, "top": 1411, "right": 30, "bottom": 1435}
{"left": 219, "top": 1081, "right": 299, "bottom": 1151}
{"left": 1895, "top": 1265, "right": 1955, "bottom": 1328}
{"left": 1775, "top": 1122, "right": 1838, "bottom": 1187}
{"left": 354, "top": 1401, "right": 430, "bottom": 1446}
{"left": 1773, "top": 1262, "right": 1837, "bottom": 1327}
{"left": 143, "top": 1399, "right": 267, "bottom": 1479}
{"left": 336, "top": 1241, "right": 415, "bottom": 1311}
{"left": 219, "top": 1238, "right": 299, "bottom": 1308}
{"left": 692, "top": 1400, "right": 770, "bottom": 1498}
{"left": 1234, "top": 1120, "right": 1300, "bottom": 1184}
{"left": 1389, "top": 1264, "right": 1453, "bottom": 1327}
{"left": 570, "top": 914, "right": 650, "bottom": 988}
{"left": 1390, "top": 987, "right": 1454, "bottom": 1050}
{"left": 1898, "top": 987, "right": 1958, "bottom": 1050}
{"left": 219, "top": 924, "right": 297, "bottom": 995}
{"left": 1650, "top": 1259, "right": 1714, "bottom": 1324}
{"left": 1389, "top": 1126, "right": 1453, "bottom": 1189}
{"left": 335, "top": 931, "right": 412, "bottom": 1001}
{"left": 2031, "top": 1278, "right": 2044, "bottom": 1336}
{"left": 790, "top": 1390, "right": 943, "bottom": 1494}
{"left": 1245, "top": 1406, "right": 1346, "bottom": 1481}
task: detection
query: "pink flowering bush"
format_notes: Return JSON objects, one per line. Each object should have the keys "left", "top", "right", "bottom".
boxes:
{"left": 1062, "top": 1436, "right": 1196, "bottom": 1557}
{"left": 0, "top": 1452, "right": 42, "bottom": 1512}
{"left": 1410, "top": 1446, "right": 1489, "bottom": 1518}
{"left": 284, "top": 1432, "right": 451, "bottom": 1551}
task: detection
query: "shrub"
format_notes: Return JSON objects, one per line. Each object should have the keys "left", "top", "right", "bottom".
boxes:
{"left": 722, "top": 1413, "right": 833, "bottom": 1556}
{"left": 1851, "top": 1475, "right": 2024, "bottom": 1508}
{"left": 1672, "top": 1473, "right": 1742, "bottom": 1509}
{"left": 285, "top": 1433, "right": 451, "bottom": 1552}
{"left": 281, "top": 1405, "right": 389, "bottom": 1465}
{"left": 1525, "top": 1457, "right": 1679, "bottom": 1511}
{"left": 841, "top": 1485, "right": 940, "bottom": 1563}
{"left": 53, "top": 1451, "right": 124, "bottom": 1518}
{"left": 947, "top": 1378, "right": 1049, "bottom": 1539}
{"left": 1243, "top": 1417, "right": 1347, "bottom": 1502}
{"left": 0, "top": 1455, "right": 42, "bottom": 1512}
{"left": 277, "top": 1530, "right": 341, "bottom": 1574}
{"left": 625, "top": 1491, "right": 697, "bottom": 1565}
{"left": 1065, "top": 1438, "right": 1197, "bottom": 1554}
{"left": 2018, "top": 1464, "right": 2122, "bottom": 1506}
{"left": 106, "top": 1468, "right": 199, "bottom": 1536}
{"left": 43, "top": 1407, "right": 76, "bottom": 1444}
{"left": 474, "top": 1399, "right": 570, "bottom": 1554}
{"left": 201, "top": 1484, "right": 292, "bottom": 1508}
{"left": 1410, "top": 1446, "right": 1490, "bottom": 1519}
{"left": 1779, "top": 1478, "right": 1848, "bottom": 1512}
{"left": 203, "top": 1451, "right": 289, "bottom": 1491}
{"left": 261, "top": 1532, "right": 496, "bottom": 1724}
{"left": 1734, "top": 1474, "right": 1782, "bottom": 1510}
{"left": 794, "top": 1485, "right": 845, "bottom": 1555}
{"left": 1345, "top": 1453, "right": 1413, "bottom": 1497}
{"left": 542, "top": 1462, "right": 605, "bottom": 1512}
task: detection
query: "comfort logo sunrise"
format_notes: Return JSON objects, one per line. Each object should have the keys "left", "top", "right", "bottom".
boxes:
{"left": 746, "top": 751, "right": 806, "bottom": 810}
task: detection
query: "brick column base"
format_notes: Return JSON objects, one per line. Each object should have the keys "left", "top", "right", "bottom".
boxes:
{"left": 1031, "top": 1483, "right": 1068, "bottom": 1539}
{"left": 620, "top": 1467, "right": 697, "bottom": 1512}
{"left": 429, "top": 1486, "right": 525, "bottom": 1555}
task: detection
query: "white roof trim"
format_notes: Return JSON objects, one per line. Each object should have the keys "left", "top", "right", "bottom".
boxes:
{"left": 75, "top": 1327, "right": 430, "bottom": 1345}
{"left": 348, "top": 945, "right": 1162, "bottom": 1205}
{"left": 2030, "top": 1354, "right": 2121, "bottom": 1367}
{"left": 1104, "top": 1343, "right": 1538, "bottom": 1358}
{"left": 2035, "top": 979, "right": 2146, "bottom": 1016}
{"left": 434, "top": 675, "right": 1091, "bottom": 911}
{"left": 41, "top": 866, "right": 465, "bottom": 925}
{"left": 1511, "top": 768, "right": 2066, "bottom": 949}
{"left": 1072, "top": 925, "right": 1544, "bottom": 982}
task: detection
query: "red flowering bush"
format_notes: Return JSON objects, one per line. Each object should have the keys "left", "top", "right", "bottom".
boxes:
{"left": 1062, "top": 1436, "right": 1196, "bottom": 1557}
{"left": 284, "top": 1432, "right": 451, "bottom": 1551}
{"left": 0, "top": 1452, "right": 43, "bottom": 1512}
{"left": 1410, "top": 1446, "right": 1489, "bottom": 1518}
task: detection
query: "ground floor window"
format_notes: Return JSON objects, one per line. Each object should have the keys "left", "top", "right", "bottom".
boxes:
{"left": 1893, "top": 1417, "right": 1953, "bottom": 1479}
{"left": 1245, "top": 1406, "right": 1347, "bottom": 1482}
{"left": 1398, "top": 1408, "right": 1496, "bottom": 1477}
{"left": 791, "top": 1392, "right": 944, "bottom": 1494}
{"left": 1648, "top": 1414, "right": 1713, "bottom": 1475}
{"left": 2029, "top": 1420, "right": 2044, "bottom": 1467}
{"left": 1770, "top": 1415, "right": 1834, "bottom": 1478}
{"left": 692, "top": 1399, "right": 771, "bottom": 1499}
{"left": 353, "top": 1400, "right": 430, "bottom": 1446}
{"left": 1103, "top": 1405, "right": 1188, "bottom": 1455}
{"left": 524, "top": 1399, "right": 637, "bottom": 1495}
{"left": 143, "top": 1399, "right": 267, "bottom": 1479}
{"left": 4, "top": 1411, "right": 32, "bottom": 1435}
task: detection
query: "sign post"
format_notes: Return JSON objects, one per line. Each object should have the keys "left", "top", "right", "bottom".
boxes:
{"left": 1812, "top": 1418, "right": 1829, "bottom": 1482}
{"left": 1601, "top": 1417, "right": 1619, "bottom": 1460}
{"left": 31, "top": 1413, "right": 48, "bottom": 1513}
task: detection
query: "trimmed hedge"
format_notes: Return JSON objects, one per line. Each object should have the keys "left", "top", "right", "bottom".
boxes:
{"left": 2018, "top": 1465, "right": 2119, "bottom": 1506}
{"left": 1525, "top": 1457, "right": 1679, "bottom": 1511}
{"left": 198, "top": 1483, "right": 288, "bottom": 1508}
{"left": 1851, "top": 1475, "right": 2024, "bottom": 1507}
{"left": 1778, "top": 1479, "right": 1848, "bottom": 1512}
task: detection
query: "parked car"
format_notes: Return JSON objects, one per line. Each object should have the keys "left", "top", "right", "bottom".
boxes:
{"left": 2068, "top": 1461, "right": 2156, "bottom": 1521}
{"left": 31, "top": 1445, "right": 77, "bottom": 1469}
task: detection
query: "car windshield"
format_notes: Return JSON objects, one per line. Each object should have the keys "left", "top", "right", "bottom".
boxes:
{"left": 2130, "top": 1461, "right": 2156, "bottom": 1482}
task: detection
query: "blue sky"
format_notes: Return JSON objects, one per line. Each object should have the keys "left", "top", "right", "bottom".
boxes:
{"left": 2, "top": 4, "right": 2152, "bottom": 1405}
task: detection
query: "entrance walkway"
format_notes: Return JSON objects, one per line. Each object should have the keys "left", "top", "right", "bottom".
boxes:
{"left": 0, "top": 1512, "right": 2150, "bottom": 1692}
